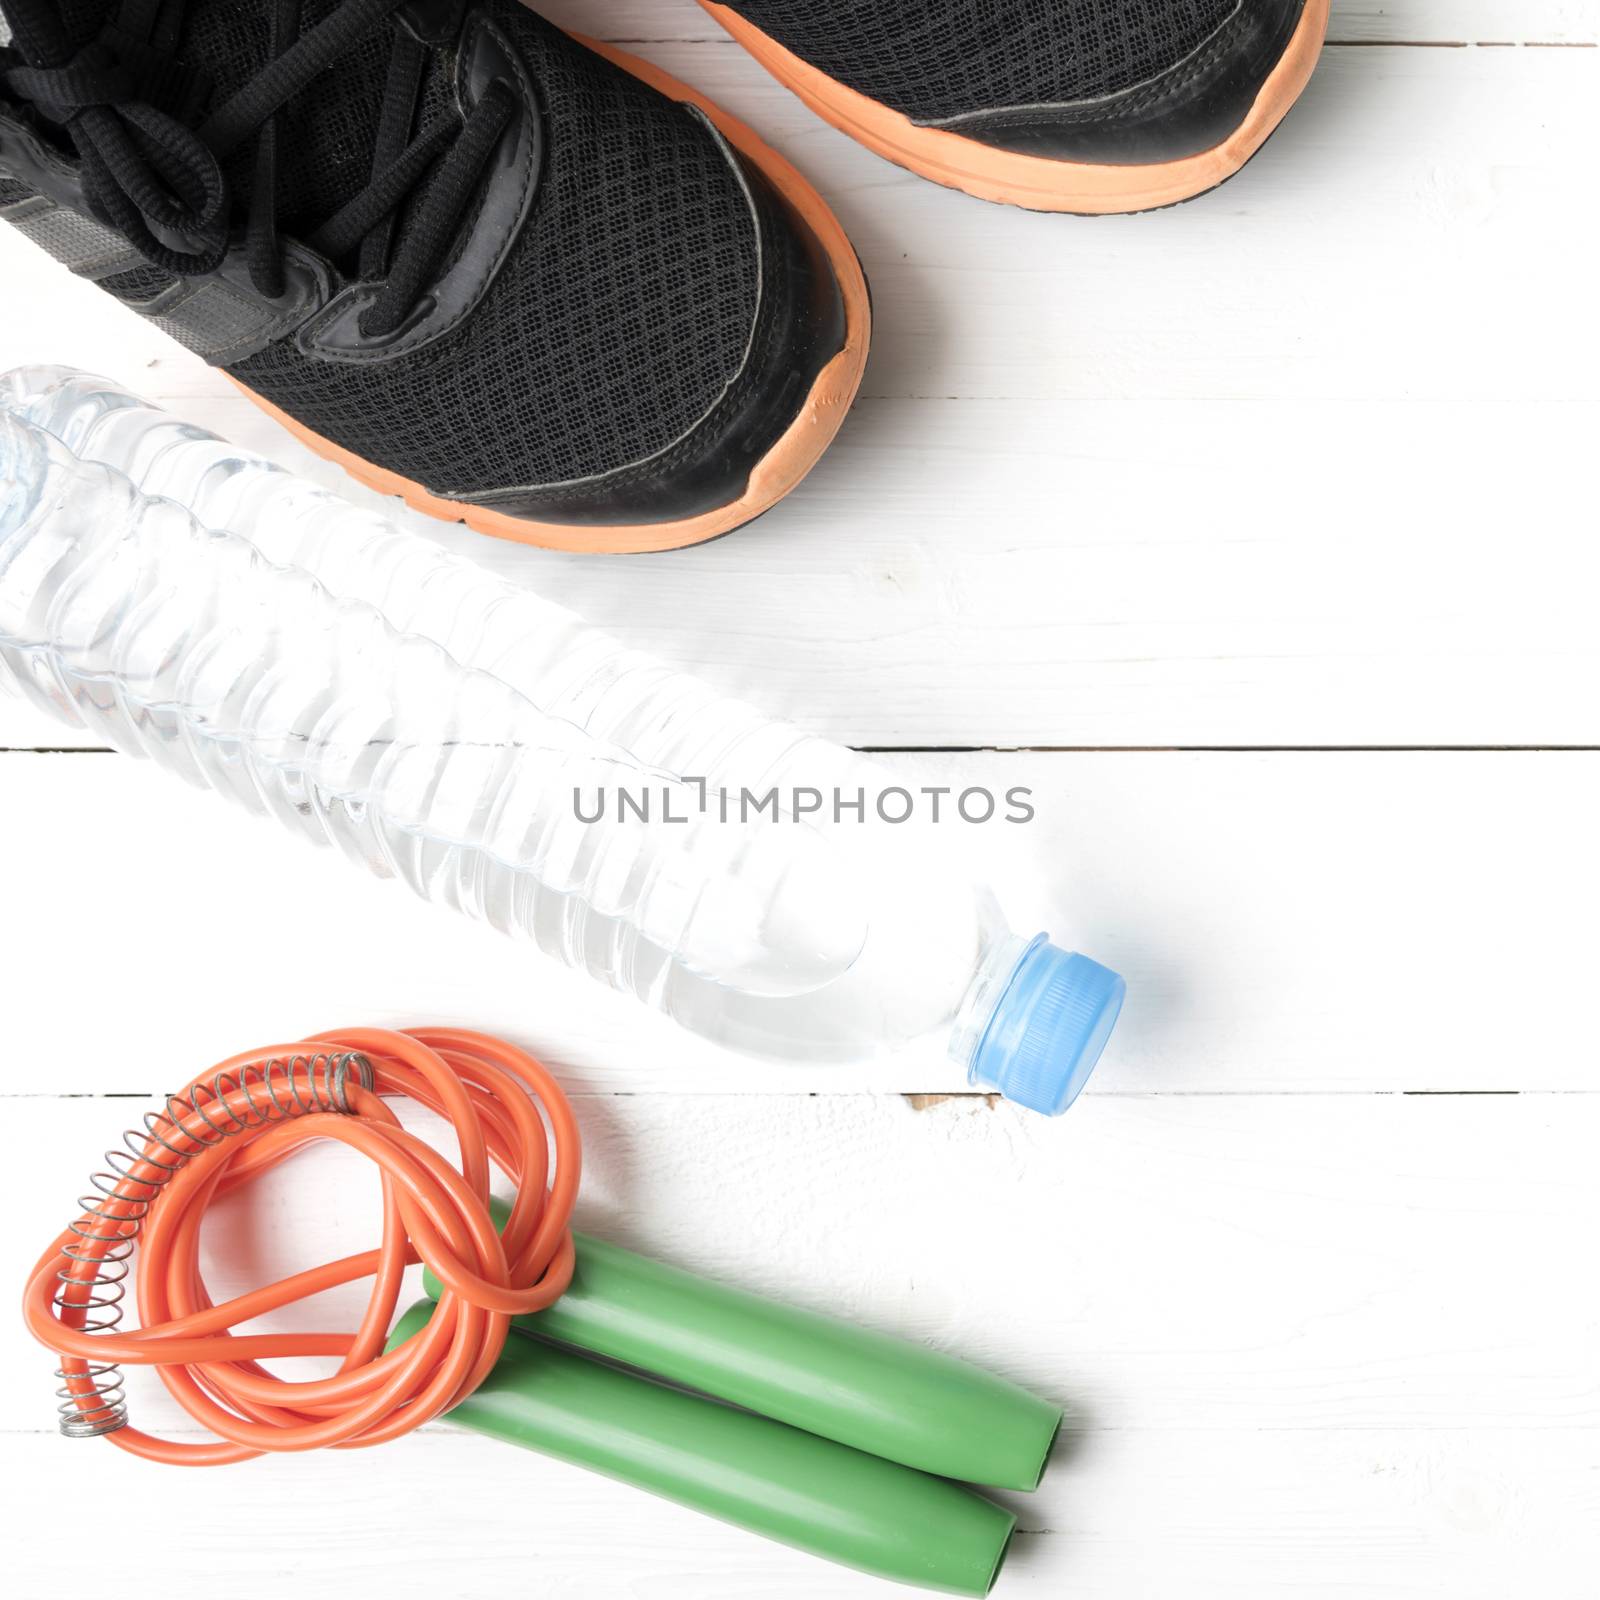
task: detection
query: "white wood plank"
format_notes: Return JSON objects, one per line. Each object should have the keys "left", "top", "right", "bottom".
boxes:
{"left": 4, "top": 392, "right": 1598, "bottom": 750}
{"left": 6, "top": 391, "right": 1599, "bottom": 752}
{"left": 3, "top": 48, "right": 1592, "bottom": 749}
{"left": 6, "top": 1092, "right": 1597, "bottom": 1595}
{"left": 5, "top": 1426, "right": 1595, "bottom": 1598}
{"left": 3, "top": 750, "right": 1596, "bottom": 1094}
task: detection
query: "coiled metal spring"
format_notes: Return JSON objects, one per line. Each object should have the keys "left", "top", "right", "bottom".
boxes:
{"left": 54, "top": 1052, "right": 373, "bottom": 1438}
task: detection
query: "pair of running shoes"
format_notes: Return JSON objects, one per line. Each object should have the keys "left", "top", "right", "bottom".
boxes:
{"left": 0, "top": 0, "right": 1330, "bottom": 553}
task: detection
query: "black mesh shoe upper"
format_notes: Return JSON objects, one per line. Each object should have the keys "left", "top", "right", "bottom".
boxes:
{"left": 0, "top": 0, "right": 823, "bottom": 510}
{"left": 231, "top": 7, "right": 765, "bottom": 494}
{"left": 728, "top": 0, "right": 1240, "bottom": 122}
{"left": 725, "top": 0, "right": 1313, "bottom": 168}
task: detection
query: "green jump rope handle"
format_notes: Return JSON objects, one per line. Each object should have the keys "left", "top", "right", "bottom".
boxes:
{"left": 389, "top": 1301, "right": 1014, "bottom": 1596}
{"left": 423, "top": 1211, "right": 1061, "bottom": 1491}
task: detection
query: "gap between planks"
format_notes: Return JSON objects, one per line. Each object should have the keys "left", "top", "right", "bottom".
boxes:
{"left": 9, "top": 744, "right": 1600, "bottom": 755}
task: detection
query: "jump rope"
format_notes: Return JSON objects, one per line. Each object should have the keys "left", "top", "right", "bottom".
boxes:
{"left": 25, "top": 1027, "right": 1053, "bottom": 1594}
{"left": 25, "top": 1028, "right": 578, "bottom": 1463}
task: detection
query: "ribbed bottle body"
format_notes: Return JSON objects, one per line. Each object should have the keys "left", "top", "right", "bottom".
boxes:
{"left": 0, "top": 406, "right": 878, "bottom": 1006}
{"left": 1, "top": 368, "right": 845, "bottom": 796}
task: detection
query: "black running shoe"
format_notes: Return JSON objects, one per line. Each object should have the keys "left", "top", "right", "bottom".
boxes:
{"left": 704, "top": 0, "right": 1330, "bottom": 214}
{"left": 0, "top": 1, "right": 870, "bottom": 552}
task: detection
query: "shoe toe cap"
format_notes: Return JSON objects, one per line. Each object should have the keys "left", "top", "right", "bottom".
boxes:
{"left": 461, "top": 142, "right": 853, "bottom": 531}
{"left": 939, "top": 0, "right": 1311, "bottom": 168}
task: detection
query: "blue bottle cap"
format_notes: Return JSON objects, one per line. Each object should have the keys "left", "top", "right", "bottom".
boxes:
{"left": 969, "top": 937, "right": 1125, "bottom": 1116}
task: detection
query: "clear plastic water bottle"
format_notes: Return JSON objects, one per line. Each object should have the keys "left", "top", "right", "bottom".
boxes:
{"left": 0, "top": 368, "right": 1124, "bottom": 1113}
{"left": 2, "top": 366, "right": 845, "bottom": 794}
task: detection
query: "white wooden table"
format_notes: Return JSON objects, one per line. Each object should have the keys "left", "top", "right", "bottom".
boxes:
{"left": 4, "top": 3, "right": 1597, "bottom": 1594}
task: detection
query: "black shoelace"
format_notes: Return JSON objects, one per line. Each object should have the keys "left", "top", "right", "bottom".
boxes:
{"left": 1, "top": 0, "right": 514, "bottom": 336}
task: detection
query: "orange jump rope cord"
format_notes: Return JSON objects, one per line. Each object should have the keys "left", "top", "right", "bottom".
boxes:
{"left": 22, "top": 1027, "right": 580, "bottom": 1465}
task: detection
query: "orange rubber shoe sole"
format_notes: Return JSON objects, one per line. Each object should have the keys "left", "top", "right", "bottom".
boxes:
{"left": 235, "top": 36, "right": 872, "bottom": 555}
{"left": 701, "top": 0, "right": 1331, "bottom": 215}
